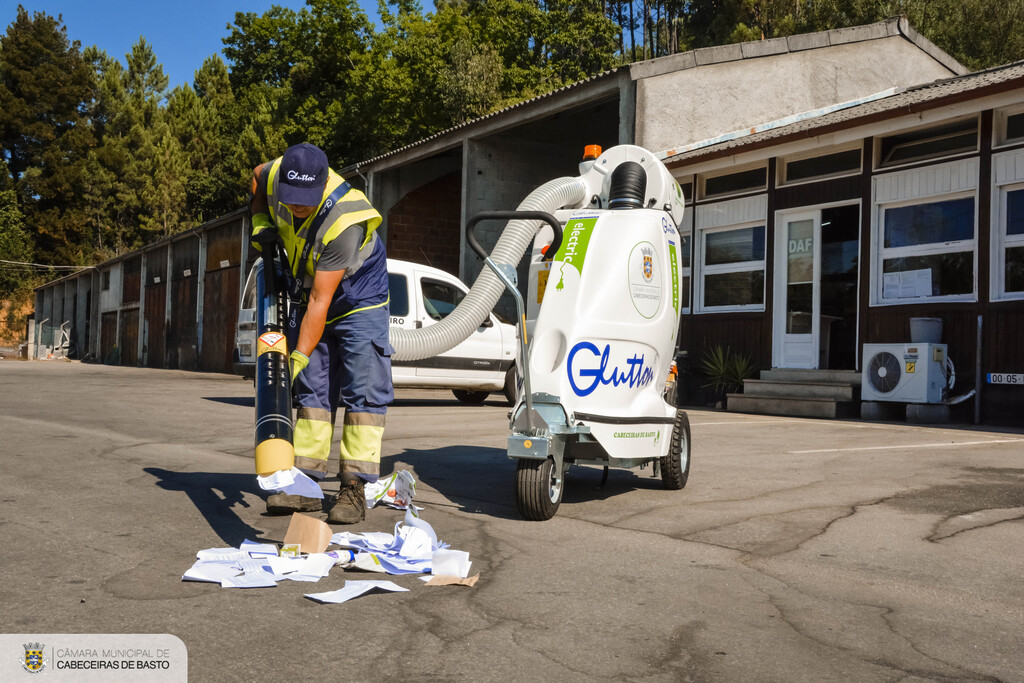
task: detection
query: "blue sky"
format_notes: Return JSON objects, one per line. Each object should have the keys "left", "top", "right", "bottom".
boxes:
{"left": 5, "top": 0, "right": 408, "bottom": 89}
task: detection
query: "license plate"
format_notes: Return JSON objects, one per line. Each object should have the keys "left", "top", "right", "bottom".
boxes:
{"left": 987, "top": 373, "right": 1024, "bottom": 385}
{"left": 240, "top": 343, "right": 252, "bottom": 357}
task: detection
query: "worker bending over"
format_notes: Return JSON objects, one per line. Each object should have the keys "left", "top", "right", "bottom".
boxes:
{"left": 250, "top": 142, "right": 392, "bottom": 524}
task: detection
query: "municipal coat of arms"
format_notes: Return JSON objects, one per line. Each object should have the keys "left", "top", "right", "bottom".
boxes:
{"left": 23, "top": 642, "right": 46, "bottom": 674}
{"left": 642, "top": 246, "right": 654, "bottom": 281}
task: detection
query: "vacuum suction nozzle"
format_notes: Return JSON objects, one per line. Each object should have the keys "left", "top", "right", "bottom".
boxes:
{"left": 608, "top": 161, "right": 647, "bottom": 210}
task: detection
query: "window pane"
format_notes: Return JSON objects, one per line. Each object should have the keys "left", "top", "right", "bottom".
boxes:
{"left": 1007, "top": 189, "right": 1024, "bottom": 236}
{"left": 705, "top": 226, "right": 765, "bottom": 265}
{"left": 1007, "top": 246, "right": 1024, "bottom": 292}
{"left": 704, "top": 271, "right": 764, "bottom": 307}
{"left": 880, "top": 119, "right": 978, "bottom": 167}
{"left": 679, "top": 233, "right": 691, "bottom": 268}
{"left": 422, "top": 279, "right": 464, "bottom": 320}
{"left": 1006, "top": 113, "right": 1024, "bottom": 142}
{"left": 882, "top": 252, "right": 973, "bottom": 297}
{"left": 704, "top": 167, "right": 766, "bottom": 198}
{"left": 785, "top": 149, "right": 861, "bottom": 183}
{"left": 884, "top": 197, "right": 974, "bottom": 247}
{"left": 388, "top": 274, "right": 409, "bottom": 316}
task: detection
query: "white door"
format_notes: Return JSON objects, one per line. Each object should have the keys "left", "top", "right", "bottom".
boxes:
{"left": 774, "top": 212, "right": 820, "bottom": 368}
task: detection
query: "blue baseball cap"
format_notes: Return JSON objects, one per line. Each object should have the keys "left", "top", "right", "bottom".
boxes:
{"left": 279, "top": 143, "right": 328, "bottom": 206}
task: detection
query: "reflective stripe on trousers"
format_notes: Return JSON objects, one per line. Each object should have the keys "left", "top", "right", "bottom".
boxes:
{"left": 292, "top": 304, "right": 394, "bottom": 483}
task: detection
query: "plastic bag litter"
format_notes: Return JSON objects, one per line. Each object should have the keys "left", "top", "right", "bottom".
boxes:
{"left": 365, "top": 470, "right": 416, "bottom": 509}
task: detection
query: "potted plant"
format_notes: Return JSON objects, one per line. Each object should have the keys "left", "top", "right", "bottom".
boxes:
{"left": 699, "top": 345, "right": 756, "bottom": 408}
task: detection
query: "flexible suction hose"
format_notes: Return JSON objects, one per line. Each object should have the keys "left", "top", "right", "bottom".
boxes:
{"left": 389, "top": 176, "right": 587, "bottom": 361}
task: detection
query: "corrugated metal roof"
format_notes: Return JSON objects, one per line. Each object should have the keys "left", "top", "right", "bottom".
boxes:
{"left": 346, "top": 68, "right": 624, "bottom": 170}
{"left": 663, "top": 60, "right": 1024, "bottom": 167}
{"left": 346, "top": 17, "right": 960, "bottom": 172}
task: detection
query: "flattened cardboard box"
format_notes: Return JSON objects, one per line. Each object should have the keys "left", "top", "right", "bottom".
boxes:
{"left": 282, "top": 512, "right": 332, "bottom": 554}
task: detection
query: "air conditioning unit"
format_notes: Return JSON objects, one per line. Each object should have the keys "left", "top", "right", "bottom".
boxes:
{"left": 862, "top": 343, "right": 948, "bottom": 403}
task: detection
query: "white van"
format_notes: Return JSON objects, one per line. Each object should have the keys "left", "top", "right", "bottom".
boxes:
{"left": 234, "top": 258, "right": 518, "bottom": 404}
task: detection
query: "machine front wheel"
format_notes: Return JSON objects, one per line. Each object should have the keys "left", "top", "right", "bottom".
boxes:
{"left": 661, "top": 409, "right": 691, "bottom": 490}
{"left": 515, "top": 457, "right": 563, "bottom": 520}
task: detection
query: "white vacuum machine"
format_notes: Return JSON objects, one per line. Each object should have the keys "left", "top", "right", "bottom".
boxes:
{"left": 460, "top": 145, "right": 692, "bottom": 520}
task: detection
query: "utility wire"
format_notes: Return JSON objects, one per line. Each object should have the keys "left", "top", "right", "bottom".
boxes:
{"left": 0, "top": 258, "right": 96, "bottom": 271}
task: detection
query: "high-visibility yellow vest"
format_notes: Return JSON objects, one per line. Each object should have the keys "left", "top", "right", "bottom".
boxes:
{"left": 251, "top": 157, "right": 382, "bottom": 286}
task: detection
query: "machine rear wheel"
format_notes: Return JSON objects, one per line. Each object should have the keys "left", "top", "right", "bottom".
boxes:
{"left": 661, "top": 409, "right": 691, "bottom": 490}
{"left": 515, "top": 457, "right": 563, "bottom": 520}
{"left": 453, "top": 389, "right": 489, "bottom": 404}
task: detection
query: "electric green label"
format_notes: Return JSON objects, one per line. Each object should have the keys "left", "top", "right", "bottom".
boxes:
{"left": 668, "top": 240, "right": 680, "bottom": 312}
{"left": 554, "top": 218, "right": 598, "bottom": 276}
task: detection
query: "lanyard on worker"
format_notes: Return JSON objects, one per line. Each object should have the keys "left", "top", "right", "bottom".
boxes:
{"left": 286, "top": 180, "right": 351, "bottom": 303}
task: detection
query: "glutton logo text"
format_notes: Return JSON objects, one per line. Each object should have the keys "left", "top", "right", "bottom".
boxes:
{"left": 286, "top": 170, "right": 317, "bottom": 182}
{"left": 567, "top": 341, "right": 655, "bottom": 397}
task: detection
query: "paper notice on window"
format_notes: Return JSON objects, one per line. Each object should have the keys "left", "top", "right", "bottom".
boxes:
{"left": 883, "top": 272, "right": 900, "bottom": 299}
{"left": 914, "top": 268, "right": 932, "bottom": 297}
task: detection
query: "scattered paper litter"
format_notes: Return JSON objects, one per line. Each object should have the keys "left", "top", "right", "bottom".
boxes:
{"left": 305, "top": 580, "right": 409, "bottom": 604}
{"left": 182, "top": 560, "right": 241, "bottom": 583}
{"left": 240, "top": 539, "right": 278, "bottom": 557}
{"left": 221, "top": 573, "right": 278, "bottom": 589}
{"left": 425, "top": 574, "right": 480, "bottom": 587}
{"left": 184, "top": 504, "right": 474, "bottom": 596}
{"left": 432, "top": 549, "right": 472, "bottom": 578}
{"left": 256, "top": 467, "right": 324, "bottom": 499}
{"left": 196, "top": 547, "right": 249, "bottom": 562}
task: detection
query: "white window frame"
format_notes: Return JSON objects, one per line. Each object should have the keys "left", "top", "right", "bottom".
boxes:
{"left": 695, "top": 222, "right": 766, "bottom": 313}
{"left": 993, "top": 104, "right": 1024, "bottom": 149}
{"left": 777, "top": 143, "right": 862, "bottom": 188}
{"left": 873, "top": 116, "right": 980, "bottom": 172}
{"left": 679, "top": 208, "right": 693, "bottom": 314}
{"left": 871, "top": 160, "right": 979, "bottom": 306}
{"left": 697, "top": 162, "right": 768, "bottom": 202}
{"left": 694, "top": 195, "right": 768, "bottom": 313}
{"left": 991, "top": 149, "right": 1024, "bottom": 301}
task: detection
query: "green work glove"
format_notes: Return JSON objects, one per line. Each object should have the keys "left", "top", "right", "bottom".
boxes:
{"left": 290, "top": 350, "right": 309, "bottom": 382}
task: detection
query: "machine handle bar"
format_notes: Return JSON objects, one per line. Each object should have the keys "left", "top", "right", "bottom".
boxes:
{"left": 466, "top": 211, "right": 563, "bottom": 262}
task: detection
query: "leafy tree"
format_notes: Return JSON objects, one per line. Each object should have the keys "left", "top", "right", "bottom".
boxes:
{"left": 0, "top": 188, "right": 32, "bottom": 298}
{"left": 0, "top": 6, "right": 95, "bottom": 264}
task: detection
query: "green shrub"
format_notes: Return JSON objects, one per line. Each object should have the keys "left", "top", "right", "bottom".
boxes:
{"left": 700, "top": 345, "right": 756, "bottom": 397}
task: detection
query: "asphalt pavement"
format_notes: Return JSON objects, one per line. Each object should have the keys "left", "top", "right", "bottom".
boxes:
{"left": 1, "top": 361, "right": 1023, "bottom": 682}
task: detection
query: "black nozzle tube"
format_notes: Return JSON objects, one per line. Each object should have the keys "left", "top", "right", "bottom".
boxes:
{"left": 608, "top": 161, "right": 647, "bottom": 210}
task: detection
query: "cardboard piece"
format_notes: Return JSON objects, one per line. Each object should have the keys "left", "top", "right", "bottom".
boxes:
{"left": 282, "top": 513, "right": 332, "bottom": 554}
{"left": 426, "top": 573, "right": 480, "bottom": 587}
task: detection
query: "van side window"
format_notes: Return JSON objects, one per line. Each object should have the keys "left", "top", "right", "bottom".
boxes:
{"left": 388, "top": 273, "right": 409, "bottom": 316}
{"left": 421, "top": 278, "right": 464, "bottom": 321}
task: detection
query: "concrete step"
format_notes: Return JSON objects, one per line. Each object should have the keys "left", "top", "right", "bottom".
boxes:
{"left": 742, "top": 379, "right": 860, "bottom": 401}
{"left": 759, "top": 368, "right": 862, "bottom": 385}
{"left": 726, "top": 393, "right": 860, "bottom": 419}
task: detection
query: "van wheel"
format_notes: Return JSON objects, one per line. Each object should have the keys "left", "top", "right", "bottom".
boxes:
{"left": 502, "top": 367, "right": 518, "bottom": 406}
{"left": 453, "top": 389, "right": 489, "bottom": 404}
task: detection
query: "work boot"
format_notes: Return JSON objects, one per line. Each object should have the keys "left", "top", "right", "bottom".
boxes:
{"left": 327, "top": 476, "right": 366, "bottom": 525}
{"left": 266, "top": 493, "right": 322, "bottom": 515}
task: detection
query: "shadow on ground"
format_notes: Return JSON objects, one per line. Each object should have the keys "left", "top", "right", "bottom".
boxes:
{"left": 201, "top": 396, "right": 255, "bottom": 408}
{"left": 385, "top": 445, "right": 659, "bottom": 521}
{"left": 144, "top": 467, "right": 270, "bottom": 546}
